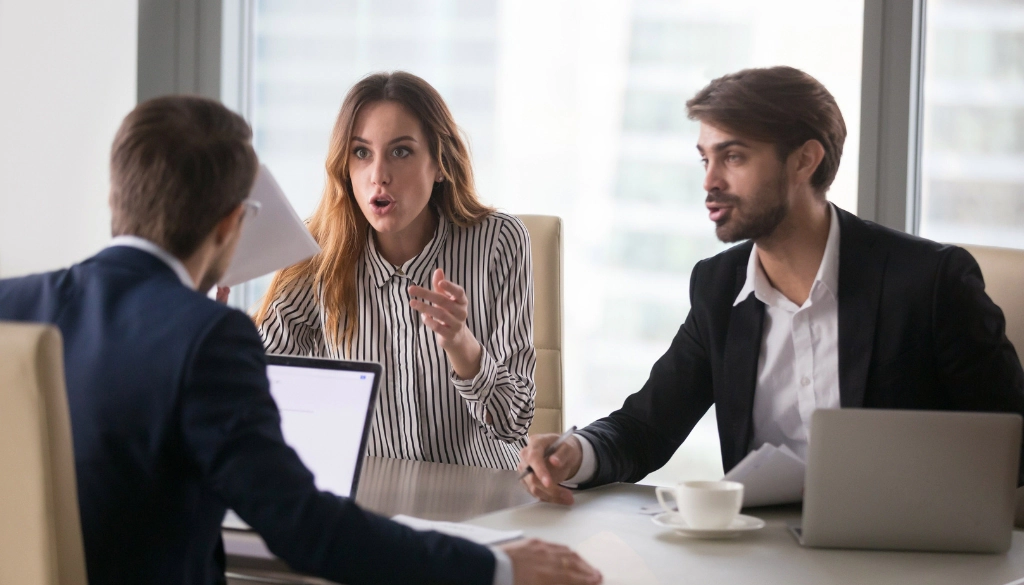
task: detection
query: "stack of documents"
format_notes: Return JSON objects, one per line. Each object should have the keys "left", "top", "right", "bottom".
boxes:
{"left": 724, "top": 443, "right": 805, "bottom": 508}
{"left": 392, "top": 515, "right": 523, "bottom": 545}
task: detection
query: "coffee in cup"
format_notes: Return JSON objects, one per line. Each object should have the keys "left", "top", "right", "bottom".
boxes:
{"left": 655, "top": 480, "right": 744, "bottom": 529}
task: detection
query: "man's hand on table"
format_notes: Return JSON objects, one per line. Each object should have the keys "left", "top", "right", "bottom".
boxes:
{"left": 517, "top": 433, "right": 584, "bottom": 505}
{"left": 501, "top": 539, "right": 601, "bottom": 585}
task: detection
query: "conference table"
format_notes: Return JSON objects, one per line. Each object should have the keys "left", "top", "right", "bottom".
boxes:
{"left": 225, "top": 456, "right": 1024, "bottom": 584}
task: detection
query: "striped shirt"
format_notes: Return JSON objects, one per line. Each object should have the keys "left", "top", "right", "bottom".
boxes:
{"left": 259, "top": 211, "right": 536, "bottom": 469}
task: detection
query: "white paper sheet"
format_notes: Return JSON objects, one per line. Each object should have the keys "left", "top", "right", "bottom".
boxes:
{"left": 576, "top": 531, "right": 661, "bottom": 585}
{"left": 724, "top": 443, "right": 805, "bottom": 508}
{"left": 391, "top": 515, "right": 524, "bottom": 545}
{"left": 218, "top": 164, "right": 321, "bottom": 287}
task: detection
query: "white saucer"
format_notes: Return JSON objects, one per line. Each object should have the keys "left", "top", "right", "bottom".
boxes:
{"left": 651, "top": 512, "right": 765, "bottom": 539}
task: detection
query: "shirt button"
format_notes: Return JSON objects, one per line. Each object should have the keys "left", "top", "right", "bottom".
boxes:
{"left": 801, "top": 376, "right": 811, "bottom": 386}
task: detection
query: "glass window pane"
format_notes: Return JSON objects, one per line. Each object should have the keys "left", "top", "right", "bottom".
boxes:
{"left": 246, "top": 0, "right": 863, "bottom": 485}
{"left": 919, "top": 0, "right": 1024, "bottom": 249}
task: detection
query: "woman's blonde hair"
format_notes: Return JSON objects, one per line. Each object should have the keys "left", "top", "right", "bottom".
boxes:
{"left": 254, "top": 71, "right": 494, "bottom": 353}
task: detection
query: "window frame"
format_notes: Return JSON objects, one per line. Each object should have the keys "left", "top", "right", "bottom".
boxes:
{"left": 136, "top": 0, "right": 930, "bottom": 302}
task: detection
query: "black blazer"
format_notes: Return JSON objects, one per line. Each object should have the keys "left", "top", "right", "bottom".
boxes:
{"left": 577, "top": 206, "right": 1024, "bottom": 487}
{"left": 0, "top": 247, "right": 493, "bottom": 585}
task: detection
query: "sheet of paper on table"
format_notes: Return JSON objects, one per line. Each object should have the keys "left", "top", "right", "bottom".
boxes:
{"left": 391, "top": 514, "right": 523, "bottom": 545}
{"left": 218, "top": 164, "right": 321, "bottom": 287}
{"left": 576, "top": 531, "right": 660, "bottom": 585}
{"left": 724, "top": 443, "right": 805, "bottom": 508}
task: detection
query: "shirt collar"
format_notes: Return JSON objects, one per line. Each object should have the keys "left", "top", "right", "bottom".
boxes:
{"left": 733, "top": 203, "right": 841, "bottom": 308}
{"left": 364, "top": 211, "right": 451, "bottom": 289}
{"left": 107, "top": 235, "right": 196, "bottom": 289}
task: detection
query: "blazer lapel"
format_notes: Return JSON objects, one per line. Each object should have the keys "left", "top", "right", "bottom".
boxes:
{"left": 721, "top": 262, "right": 764, "bottom": 470}
{"left": 836, "top": 207, "right": 887, "bottom": 408}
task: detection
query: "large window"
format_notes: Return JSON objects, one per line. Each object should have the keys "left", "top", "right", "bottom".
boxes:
{"left": 234, "top": 0, "right": 864, "bottom": 483}
{"left": 919, "top": 0, "right": 1024, "bottom": 249}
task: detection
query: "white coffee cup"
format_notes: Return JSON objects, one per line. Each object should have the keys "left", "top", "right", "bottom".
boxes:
{"left": 655, "top": 480, "right": 744, "bottom": 529}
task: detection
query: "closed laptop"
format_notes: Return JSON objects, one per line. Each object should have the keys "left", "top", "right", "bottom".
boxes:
{"left": 794, "top": 408, "right": 1021, "bottom": 553}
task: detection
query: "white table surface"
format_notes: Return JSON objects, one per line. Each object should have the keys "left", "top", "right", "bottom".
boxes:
{"left": 226, "top": 457, "right": 1024, "bottom": 585}
{"left": 469, "top": 483, "right": 1024, "bottom": 585}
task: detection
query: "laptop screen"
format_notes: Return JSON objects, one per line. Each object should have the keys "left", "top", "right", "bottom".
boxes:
{"left": 223, "top": 356, "right": 381, "bottom": 531}
{"left": 266, "top": 356, "right": 380, "bottom": 498}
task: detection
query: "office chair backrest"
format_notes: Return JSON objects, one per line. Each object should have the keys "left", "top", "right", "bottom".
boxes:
{"left": 0, "top": 322, "right": 88, "bottom": 585}
{"left": 961, "top": 244, "right": 1024, "bottom": 358}
{"left": 518, "top": 215, "right": 564, "bottom": 434}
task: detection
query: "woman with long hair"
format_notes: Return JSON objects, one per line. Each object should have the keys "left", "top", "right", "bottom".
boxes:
{"left": 254, "top": 71, "right": 535, "bottom": 470}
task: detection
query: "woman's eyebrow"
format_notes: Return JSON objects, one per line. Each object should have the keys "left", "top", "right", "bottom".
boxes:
{"left": 351, "top": 136, "right": 418, "bottom": 145}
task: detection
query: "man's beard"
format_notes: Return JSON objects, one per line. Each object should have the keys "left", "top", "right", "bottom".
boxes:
{"left": 708, "top": 171, "right": 789, "bottom": 244}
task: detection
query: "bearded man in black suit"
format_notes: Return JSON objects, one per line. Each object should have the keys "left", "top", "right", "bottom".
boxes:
{"left": 520, "top": 66, "right": 1024, "bottom": 502}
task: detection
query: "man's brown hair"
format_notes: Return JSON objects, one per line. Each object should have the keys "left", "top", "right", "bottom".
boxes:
{"left": 686, "top": 66, "right": 847, "bottom": 193}
{"left": 109, "top": 95, "right": 258, "bottom": 258}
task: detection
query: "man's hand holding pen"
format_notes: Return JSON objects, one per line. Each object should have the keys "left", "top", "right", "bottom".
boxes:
{"left": 517, "top": 426, "right": 585, "bottom": 506}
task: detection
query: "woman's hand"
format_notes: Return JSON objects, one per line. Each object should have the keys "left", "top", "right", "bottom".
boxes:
{"left": 409, "top": 268, "right": 483, "bottom": 380}
{"left": 216, "top": 286, "right": 231, "bottom": 304}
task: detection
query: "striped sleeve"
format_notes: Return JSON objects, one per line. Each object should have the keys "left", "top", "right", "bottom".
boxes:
{"left": 257, "top": 277, "right": 326, "bottom": 358}
{"left": 451, "top": 217, "right": 536, "bottom": 442}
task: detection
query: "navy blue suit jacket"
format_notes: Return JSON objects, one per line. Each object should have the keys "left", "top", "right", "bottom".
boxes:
{"left": 577, "top": 206, "right": 1024, "bottom": 486}
{"left": 0, "top": 246, "right": 494, "bottom": 585}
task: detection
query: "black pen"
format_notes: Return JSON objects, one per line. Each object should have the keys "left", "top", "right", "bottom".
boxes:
{"left": 517, "top": 425, "right": 578, "bottom": 481}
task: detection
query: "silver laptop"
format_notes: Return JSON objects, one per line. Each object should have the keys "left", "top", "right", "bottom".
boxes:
{"left": 223, "top": 355, "right": 382, "bottom": 530}
{"left": 791, "top": 408, "right": 1021, "bottom": 553}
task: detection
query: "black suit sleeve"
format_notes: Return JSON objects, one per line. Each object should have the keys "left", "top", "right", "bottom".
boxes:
{"left": 576, "top": 261, "right": 715, "bottom": 488}
{"left": 179, "top": 310, "right": 495, "bottom": 585}
{"left": 933, "top": 247, "right": 1024, "bottom": 483}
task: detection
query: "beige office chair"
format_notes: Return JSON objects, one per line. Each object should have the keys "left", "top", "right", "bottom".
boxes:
{"left": 518, "top": 215, "right": 564, "bottom": 435}
{"left": 0, "top": 322, "right": 88, "bottom": 585}
{"left": 959, "top": 245, "right": 1024, "bottom": 528}
{"left": 960, "top": 244, "right": 1024, "bottom": 357}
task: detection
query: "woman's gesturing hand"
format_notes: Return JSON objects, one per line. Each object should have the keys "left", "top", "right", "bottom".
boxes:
{"left": 409, "top": 268, "right": 483, "bottom": 380}
{"left": 216, "top": 286, "right": 230, "bottom": 304}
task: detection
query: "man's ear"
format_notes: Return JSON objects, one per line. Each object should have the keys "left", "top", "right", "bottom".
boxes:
{"left": 791, "top": 139, "right": 826, "bottom": 186}
{"left": 213, "top": 204, "right": 246, "bottom": 245}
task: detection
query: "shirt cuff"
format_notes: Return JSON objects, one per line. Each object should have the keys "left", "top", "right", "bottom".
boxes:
{"left": 451, "top": 348, "right": 498, "bottom": 402}
{"left": 491, "top": 547, "right": 513, "bottom": 585}
{"left": 560, "top": 433, "right": 597, "bottom": 487}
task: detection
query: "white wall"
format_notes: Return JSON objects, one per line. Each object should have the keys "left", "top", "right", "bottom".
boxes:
{"left": 0, "top": 0, "right": 137, "bottom": 277}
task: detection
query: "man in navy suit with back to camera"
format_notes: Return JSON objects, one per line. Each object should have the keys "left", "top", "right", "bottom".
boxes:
{"left": 520, "top": 66, "right": 1024, "bottom": 502}
{"left": 0, "top": 96, "right": 601, "bottom": 585}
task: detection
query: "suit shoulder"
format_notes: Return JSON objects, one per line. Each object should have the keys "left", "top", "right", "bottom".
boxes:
{"left": 0, "top": 269, "right": 74, "bottom": 321}
{"left": 180, "top": 291, "right": 256, "bottom": 333}
{"left": 141, "top": 283, "right": 259, "bottom": 348}
{"left": 692, "top": 241, "right": 753, "bottom": 283}
{"left": 840, "top": 208, "right": 964, "bottom": 266}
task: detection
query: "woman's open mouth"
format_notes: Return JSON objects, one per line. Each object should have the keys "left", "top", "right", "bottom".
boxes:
{"left": 369, "top": 194, "right": 395, "bottom": 216}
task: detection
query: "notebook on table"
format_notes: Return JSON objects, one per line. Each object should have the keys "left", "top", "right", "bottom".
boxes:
{"left": 222, "top": 355, "right": 382, "bottom": 530}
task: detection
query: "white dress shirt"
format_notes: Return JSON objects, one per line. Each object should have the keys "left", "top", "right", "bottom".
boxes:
{"left": 568, "top": 205, "right": 842, "bottom": 484}
{"left": 739, "top": 203, "right": 841, "bottom": 459}
{"left": 107, "top": 235, "right": 196, "bottom": 289}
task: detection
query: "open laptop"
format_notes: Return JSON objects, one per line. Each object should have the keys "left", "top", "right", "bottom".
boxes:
{"left": 791, "top": 408, "right": 1021, "bottom": 553}
{"left": 223, "top": 355, "right": 382, "bottom": 530}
